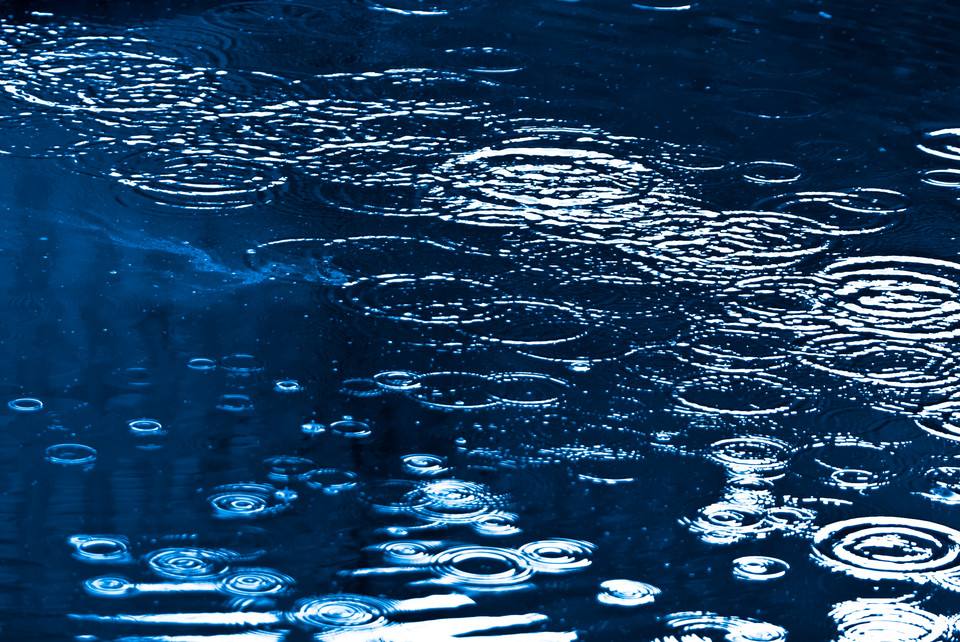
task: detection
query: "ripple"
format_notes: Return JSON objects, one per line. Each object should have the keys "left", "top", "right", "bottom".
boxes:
{"left": 264, "top": 455, "right": 316, "bottom": 482}
{"left": 290, "top": 594, "right": 390, "bottom": 629}
{"left": 816, "top": 256, "right": 960, "bottom": 340}
{"left": 917, "top": 128, "right": 960, "bottom": 162}
{"left": 682, "top": 503, "right": 774, "bottom": 545}
{"left": 488, "top": 372, "right": 570, "bottom": 406}
{"left": 409, "top": 372, "right": 498, "bottom": 410}
{"left": 8, "top": 397, "right": 43, "bottom": 412}
{"left": 340, "top": 275, "right": 499, "bottom": 326}
{"left": 128, "top": 418, "right": 164, "bottom": 435}
{"left": 812, "top": 516, "right": 960, "bottom": 583}
{"left": 632, "top": 2, "right": 693, "bottom": 11}
{"left": 518, "top": 539, "right": 595, "bottom": 574}
{"left": 68, "top": 535, "right": 130, "bottom": 563}
{"left": 796, "top": 438, "right": 901, "bottom": 491}
{"left": 202, "top": 1, "right": 329, "bottom": 34}
{"left": 597, "top": 579, "right": 661, "bottom": 606}
{"left": 921, "top": 168, "right": 960, "bottom": 188}
{"left": 220, "top": 353, "right": 263, "bottom": 373}
{"left": 374, "top": 540, "right": 439, "bottom": 565}
{"left": 430, "top": 546, "right": 535, "bottom": 591}
{"left": 187, "top": 357, "right": 218, "bottom": 371}
{"left": 473, "top": 511, "right": 523, "bottom": 537}
{"left": 708, "top": 436, "right": 793, "bottom": 476}
{"left": 674, "top": 374, "right": 803, "bottom": 416}
{"left": 401, "top": 454, "right": 450, "bottom": 477}
{"left": 374, "top": 370, "right": 421, "bottom": 391}
{"left": 741, "top": 161, "right": 802, "bottom": 184}
{"left": 219, "top": 568, "right": 295, "bottom": 596}
{"left": 831, "top": 599, "right": 950, "bottom": 642}
{"left": 84, "top": 575, "right": 138, "bottom": 598}
{"left": 916, "top": 399, "right": 960, "bottom": 442}
{"left": 405, "top": 479, "right": 502, "bottom": 523}
{"left": 330, "top": 417, "right": 373, "bottom": 439}
{"left": 732, "top": 556, "right": 790, "bottom": 581}
{"left": 45, "top": 443, "right": 96, "bottom": 466}
{"left": 111, "top": 141, "right": 290, "bottom": 214}
{"left": 208, "top": 482, "right": 294, "bottom": 519}
{"left": 216, "top": 393, "right": 255, "bottom": 414}
{"left": 759, "top": 189, "right": 908, "bottom": 235}
{"left": 274, "top": 379, "right": 302, "bottom": 393}
{"left": 915, "top": 466, "right": 960, "bottom": 505}
{"left": 665, "top": 612, "right": 787, "bottom": 642}
{"left": 145, "top": 547, "right": 231, "bottom": 580}
{"left": 304, "top": 469, "right": 359, "bottom": 494}
{"left": 443, "top": 46, "right": 524, "bottom": 74}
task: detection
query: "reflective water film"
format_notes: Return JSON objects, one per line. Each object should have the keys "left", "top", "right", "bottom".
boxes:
{"left": 1, "top": 1, "right": 960, "bottom": 640}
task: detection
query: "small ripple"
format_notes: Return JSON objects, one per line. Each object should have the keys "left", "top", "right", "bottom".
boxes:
{"left": 219, "top": 568, "right": 295, "bottom": 596}
{"left": 330, "top": 417, "right": 373, "bottom": 439}
{"left": 208, "top": 482, "right": 295, "bottom": 519}
{"left": 443, "top": 46, "right": 524, "bottom": 74}
{"left": 915, "top": 466, "right": 960, "bottom": 505}
{"left": 84, "top": 576, "right": 138, "bottom": 598}
{"left": 46, "top": 443, "right": 97, "bottom": 466}
{"left": 665, "top": 612, "right": 787, "bottom": 642}
{"left": 758, "top": 189, "right": 908, "bottom": 235}
{"left": 682, "top": 503, "right": 775, "bottom": 545}
{"left": 202, "top": 1, "right": 330, "bottom": 35}
{"left": 518, "top": 539, "right": 595, "bottom": 574}
{"left": 145, "top": 547, "right": 231, "bottom": 580}
{"left": 597, "top": 579, "right": 661, "bottom": 606}
{"left": 429, "top": 545, "right": 535, "bottom": 591}
{"left": 187, "top": 357, "right": 218, "bottom": 371}
{"left": 708, "top": 436, "right": 793, "bottom": 476}
{"left": 8, "top": 397, "right": 43, "bottom": 412}
{"left": 917, "top": 128, "right": 960, "bottom": 162}
{"left": 473, "top": 512, "right": 522, "bottom": 537}
{"left": 68, "top": 535, "right": 131, "bottom": 563}
{"left": 921, "top": 168, "right": 960, "bottom": 188}
{"left": 289, "top": 594, "right": 390, "bottom": 629}
{"left": 731, "top": 556, "right": 789, "bottom": 581}
{"left": 373, "top": 540, "right": 440, "bottom": 565}
{"left": 339, "top": 275, "right": 500, "bottom": 326}
{"left": 674, "top": 374, "right": 804, "bottom": 416}
{"left": 264, "top": 455, "right": 316, "bottom": 482}
{"left": 405, "top": 479, "right": 503, "bottom": 524}
{"left": 375, "top": 370, "right": 421, "bottom": 391}
{"left": 831, "top": 599, "right": 950, "bottom": 642}
{"left": 401, "top": 454, "right": 450, "bottom": 477}
{"left": 274, "top": 379, "right": 302, "bottom": 393}
{"left": 812, "top": 516, "right": 960, "bottom": 583}
{"left": 741, "top": 161, "right": 802, "bottom": 184}
{"left": 304, "top": 469, "right": 359, "bottom": 494}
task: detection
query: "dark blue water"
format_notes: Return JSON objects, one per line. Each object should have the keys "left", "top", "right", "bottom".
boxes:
{"left": 1, "top": 1, "right": 960, "bottom": 640}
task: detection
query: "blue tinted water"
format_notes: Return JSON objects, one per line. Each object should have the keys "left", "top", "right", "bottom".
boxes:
{"left": 1, "top": 1, "right": 960, "bottom": 640}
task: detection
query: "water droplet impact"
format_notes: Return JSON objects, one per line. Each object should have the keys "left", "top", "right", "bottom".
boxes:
{"left": 273, "top": 379, "right": 302, "bottom": 394}
{"left": 187, "top": 357, "right": 217, "bottom": 371}
{"left": 519, "top": 539, "right": 595, "bottom": 573}
{"left": 145, "top": 547, "right": 231, "bottom": 580}
{"left": 289, "top": 594, "right": 390, "bottom": 629}
{"left": 831, "top": 599, "right": 950, "bottom": 642}
{"left": 597, "top": 579, "right": 661, "bottom": 606}
{"left": 304, "top": 469, "right": 359, "bottom": 494}
{"left": 917, "top": 128, "right": 960, "bottom": 162}
{"left": 741, "top": 161, "right": 802, "bottom": 184}
{"left": 68, "top": 535, "right": 130, "bottom": 563}
{"left": 732, "top": 556, "right": 790, "bottom": 581}
{"left": 666, "top": 612, "right": 787, "bottom": 642}
{"left": 84, "top": 576, "right": 137, "bottom": 598}
{"left": 401, "top": 454, "right": 450, "bottom": 477}
{"left": 8, "top": 397, "right": 43, "bottom": 412}
{"left": 46, "top": 443, "right": 97, "bottom": 466}
{"left": 330, "top": 417, "right": 372, "bottom": 439}
{"left": 430, "top": 546, "right": 535, "bottom": 591}
{"left": 405, "top": 479, "right": 503, "bottom": 524}
{"left": 683, "top": 503, "right": 774, "bottom": 545}
{"left": 127, "top": 418, "right": 163, "bottom": 435}
{"left": 264, "top": 455, "right": 316, "bottom": 482}
{"left": 208, "top": 482, "right": 294, "bottom": 519}
{"left": 219, "top": 568, "right": 294, "bottom": 596}
{"left": 812, "top": 517, "right": 960, "bottom": 583}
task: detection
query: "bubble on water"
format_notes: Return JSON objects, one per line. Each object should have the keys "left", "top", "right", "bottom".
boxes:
{"left": 46, "top": 443, "right": 97, "bottom": 466}
{"left": 84, "top": 576, "right": 138, "bottom": 598}
{"left": 665, "top": 612, "right": 787, "bottom": 642}
{"left": 708, "top": 436, "right": 793, "bottom": 476}
{"left": 915, "top": 467, "right": 960, "bottom": 505}
{"left": 68, "top": 535, "right": 131, "bottom": 563}
{"left": 208, "top": 482, "right": 294, "bottom": 519}
{"left": 681, "top": 327, "right": 790, "bottom": 374}
{"left": 830, "top": 599, "right": 950, "bottom": 642}
{"left": 519, "top": 539, "right": 595, "bottom": 574}
{"left": 597, "top": 579, "right": 661, "bottom": 606}
{"left": 304, "top": 469, "right": 359, "bottom": 495}
{"left": 145, "top": 547, "right": 231, "bottom": 580}
{"left": 732, "top": 556, "right": 790, "bottom": 581}
{"left": 917, "top": 128, "right": 960, "bottom": 162}
{"left": 264, "top": 455, "right": 316, "bottom": 482}
{"left": 219, "top": 568, "right": 295, "bottom": 596}
{"left": 812, "top": 516, "right": 960, "bottom": 583}
{"left": 741, "top": 161, "right": 802, "bottom": 184}
{"left": 682, "top": 503, "right": 774, "bottom": 545}
{"left": 8, "top": 397, "right": 43, "bottom": 412}
{"left": 401, "top": 454, "right": 450, "bottom": 477}
{"left": 128, "top": 418, "right": 163, "bottom": 435}
{"left": 289, "top": 594, "right": 391, "bottom": 629}
{"left": 374, "top": 370, "right": 421, "bottom": 392}
{"left": 273, "top": 379, "right": 302, "bottom": 394}
{"left": 921, "top": 168, "right": 960, "bottom": 188}
{"left": 216, "top": 393, "right": 254, "bottom": 414}
{"left": 330, "top": 417, "right": 372, "bottom": 439}
{"left": 430, "top": 545, "right": 535, "bottom": 591}
{"left": 187, "top": 357, "right": 217, "bottom": 371}
{"left": 405, "top": 479, "right": 503, "bottom": 524}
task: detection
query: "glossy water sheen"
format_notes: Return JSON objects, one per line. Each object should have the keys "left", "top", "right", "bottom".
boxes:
{"left": 0, "top": 1, "right": 959, "bottom": 640}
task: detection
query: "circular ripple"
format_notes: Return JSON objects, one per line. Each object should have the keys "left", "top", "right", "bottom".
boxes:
{"left": 921, "top": 168, "right": 960, "bottom": 188}
{"left": 666, "top": 612, "right": 787, "bottom": 642}
{"left": 340, "top": 275, "right": 499, "bottom": 326}
{"left": 68, "top": 535, "right": 130, "bottom": 563}
{"left": 128, "top": 418, "right": 163, "bottom": 435}
{"left": 84, "top": 576, "right": 137, "bottom": 598}
{"left": 202, "top": 1, "right": 329, "bottom": 34}
{"left": 8, "top": 397, "right": 43, "bottom": 412}
{"left": 831, "top": 600, "right": 949, "bottom": 642}
{"left": 675, "top": 374, "right": 802, "bottom": 416}
{"left": 597, "top": 579, "right": 661, "bottom": 606}
{"left": 683, "top": 503, "right": 774, "bottom": 545}
{"left": 145, "top": 547, "right": 231, "bottom": 580}
{"left": 304, "top": 469, "right": 359, "bottom": 494}
{"left": 759, "top": 189, "right": 907, "bottom": 235}
{"left": 709, "top": 436, "right": 793, "bottom": 476}
{"left": 816, "top": 256, "right": 960, "bottom": 340}
{"left": 917, "top": 128, "right": 960, "bottom": 162}
{"left": 519, "top": 539, "right": 595, "bottom": 574}
{"left": 732, "top": 556, "right": 790, "bottom": 581}
{"left": 274, "top": 379, "right": 303, "bottom": 394}
{"left": 915, "top": 467, "right": 960, "bottom": 505}
{"left": 265, "top": 455, "right": 316, "bottom": 482}
{"left": 812, "top": 517, "right": 960, "bottom": 582}
{"left": 401, "top": 454, "right": 450, "bottom": 477}
{"left": 290, "top": 594, "right": 391, "bottom": 629}
{"left": 45, "top": 443, "right": 96, "bottom": 466}
{"left": 409, "top": 372, "right": 498, "bottom": 410}
{"left": 741, "top": 161, "right": 802, "bottom": 184}
{"left": 375, "top": 540, "right": 437, "bottom": 566}
{"left": 430, "top": 546, "right": 535, "bottom": 590}
{"left": 330, "top": 417, "right": 372, "bottom": 439}
{"left": 405, "top": 479, "right": 501, "bottom": 523}
{"left": 219, "top": 568, "right": 295, "bottom": 596}
{"left": 208, "top": 483, "right": 294, "bottom": 519}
